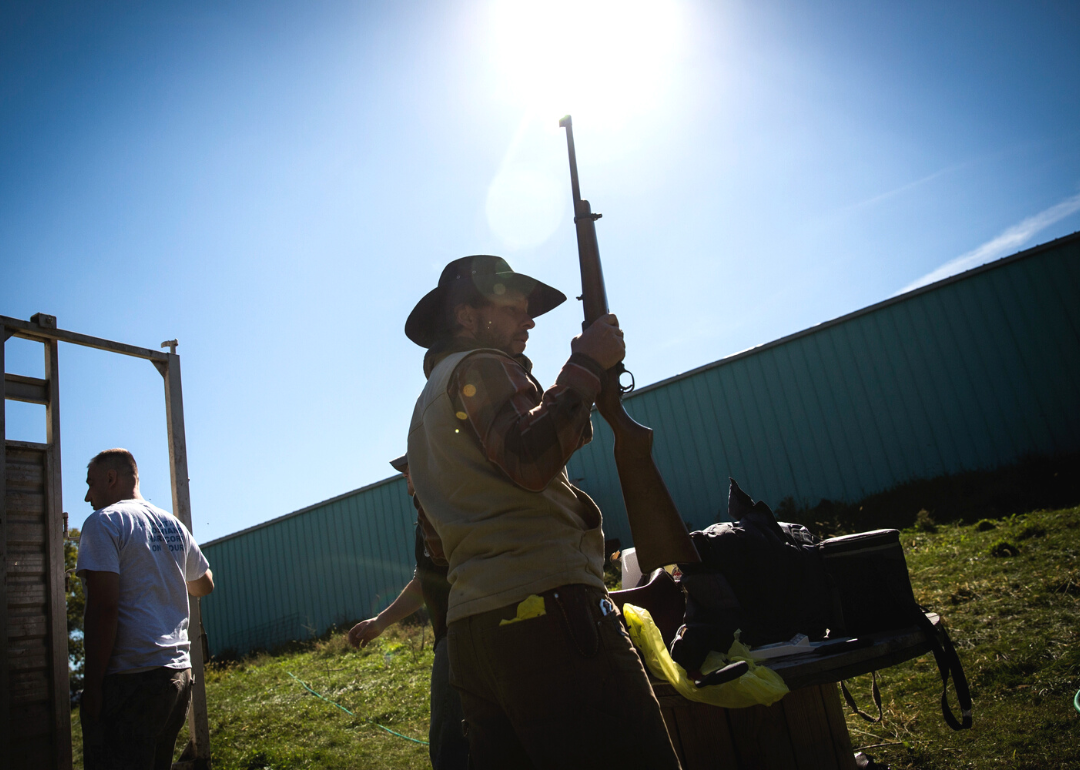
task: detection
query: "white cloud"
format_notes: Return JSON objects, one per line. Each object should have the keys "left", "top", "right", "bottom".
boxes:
{"left": 843, "top": 163, "right": 961, "bottom": 214}
{"left": 898, "top": 190, "right": 1080, "bottom": 295}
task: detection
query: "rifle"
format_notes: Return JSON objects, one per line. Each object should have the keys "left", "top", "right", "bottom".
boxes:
{"left": 559, "top": 115, "right": 700, "bottom": 574}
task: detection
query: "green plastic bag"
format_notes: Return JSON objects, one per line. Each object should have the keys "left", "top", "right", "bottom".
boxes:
{"left": 623, "top": 603, "right": 789, "bottom": 708}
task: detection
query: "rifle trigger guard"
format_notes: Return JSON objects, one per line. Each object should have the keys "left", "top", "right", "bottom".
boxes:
{"left": 619, "top": 368, "right": 635, "bottom": 395}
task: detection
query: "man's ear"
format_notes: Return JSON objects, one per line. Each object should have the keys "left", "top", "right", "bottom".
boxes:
{"left": 454, "top": 303, "right": 478, "bottom": 334}
{"left": 105, "top": 469, "right": 119, "bottom": 489}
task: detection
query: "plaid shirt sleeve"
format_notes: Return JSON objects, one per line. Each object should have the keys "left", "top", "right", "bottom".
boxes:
{"left": 449, "top": 351, "right": 605, "bottom": 492}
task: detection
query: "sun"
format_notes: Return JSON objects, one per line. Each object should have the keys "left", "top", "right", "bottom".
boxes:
{"left": 488, "top": 0, "right": 684, "bottom": 128}
{"left": 483, "top": 0, "right": 685, "bottom": 251}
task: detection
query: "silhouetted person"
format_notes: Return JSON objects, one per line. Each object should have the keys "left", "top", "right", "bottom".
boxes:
{"left": 405, "top": 256, "right": 680, "bottom": 769}
{"left": 77, "top": 448, "right": 214, "bottom": 770}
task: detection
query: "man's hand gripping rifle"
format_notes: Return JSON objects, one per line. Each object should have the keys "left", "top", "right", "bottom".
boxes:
{"left": 559, "top": 115, "right": 700, "bottom": 574}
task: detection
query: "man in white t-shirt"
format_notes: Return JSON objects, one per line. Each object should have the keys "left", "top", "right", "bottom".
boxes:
{"left": 76, "top": 448, "right": 214, "bottom": 770}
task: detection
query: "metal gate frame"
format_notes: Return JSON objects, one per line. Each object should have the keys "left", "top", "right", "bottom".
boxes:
{"left": 1, "top": 313, "right": 211, "bottom": 769}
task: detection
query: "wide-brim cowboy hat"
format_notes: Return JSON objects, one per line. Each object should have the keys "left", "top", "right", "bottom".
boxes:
{"left": 405, "top": 255, "right": 566, "bottom": 348}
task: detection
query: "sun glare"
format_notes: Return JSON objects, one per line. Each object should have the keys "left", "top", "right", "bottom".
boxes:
{"left": 484, "top": 0, "right": 684, "bottom": 252}
{"left": 486, "top": 153, "right": 565, "bottom": 249}
{"left": 489, "top": 0, "right": 683, "bottom": 127}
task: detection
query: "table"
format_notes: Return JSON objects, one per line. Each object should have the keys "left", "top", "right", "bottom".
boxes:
{"left": 650, "top": 614, "right": 943, "bottom": 770}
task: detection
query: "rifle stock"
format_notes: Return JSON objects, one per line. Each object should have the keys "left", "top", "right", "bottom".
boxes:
{"left": 560, "top": 115, "right": 700, "bottom": 574}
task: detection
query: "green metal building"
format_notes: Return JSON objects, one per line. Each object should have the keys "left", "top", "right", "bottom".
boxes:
{"left": 201, "top": 477, "right": 413, "bottom": 656}
{"left": 201, "top": 232, "right": 1080, "bottom": 656}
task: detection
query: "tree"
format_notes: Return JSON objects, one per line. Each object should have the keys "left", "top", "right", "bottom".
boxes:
{"left": 66, "top": 528, "right": 85, "bottom": 696}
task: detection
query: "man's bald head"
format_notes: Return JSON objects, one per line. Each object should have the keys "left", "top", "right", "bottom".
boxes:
{"left": 88, "top": 448, "right": 139, "bottom": 481}
{"left": 85, "top": 449, "right": 142, "bottom": 510}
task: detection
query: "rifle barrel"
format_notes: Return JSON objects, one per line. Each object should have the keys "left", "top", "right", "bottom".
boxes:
{"left": 559, "top": 115, "right": 583, "bottom": 205}
{"left": 560, "top": 116, "right": 609, "bottom": 327}
{"left": 558, "top": 114, "right": 701, "bottom": 573}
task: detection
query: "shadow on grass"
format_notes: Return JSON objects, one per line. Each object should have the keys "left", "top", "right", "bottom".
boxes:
{"left": 776, "top": 451, "right": 1080, "bottom": 537}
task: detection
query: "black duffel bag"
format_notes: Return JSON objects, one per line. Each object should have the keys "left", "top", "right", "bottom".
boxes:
{"left": 671, "top": 479, "right": 972, "bottom": 731}
{"left": 671, "top": 478, "right": 831, "bottom": 671}
{"left": 820, "top": 528, "right": 972, "bottom": 730}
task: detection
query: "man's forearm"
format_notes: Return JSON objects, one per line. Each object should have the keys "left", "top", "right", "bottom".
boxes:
{"left": 348, "top": 577, "right": 425, "bottom": 648}
{"left": 83, "top": 600, "right": 118, "bottom": 687}
{"left": 377, "top": 577, "right": 425, "bottom": 628}
{"left": 455, "top": 352, "right": 602, "bottom": 491}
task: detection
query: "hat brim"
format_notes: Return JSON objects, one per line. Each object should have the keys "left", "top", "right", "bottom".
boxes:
{"left": 389, "top": 454, "right": 408, "bottom": 473}
{"left": 405, "top": 274, "right": 566, "bottom": 348}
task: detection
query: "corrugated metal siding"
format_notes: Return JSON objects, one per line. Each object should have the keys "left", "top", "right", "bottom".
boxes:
{"left": 200, "top": 476, "right": 416, "bottom": 656}
{"left": 201, "top": 232, "right": 1080, "bottom": 656}
{"left": 568, "top": 232, "right": 1080, "bottom": 537}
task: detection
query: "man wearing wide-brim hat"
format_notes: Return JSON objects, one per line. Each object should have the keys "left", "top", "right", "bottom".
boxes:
{"left": 406, "top": 255, "right": 680, "bottom": 769}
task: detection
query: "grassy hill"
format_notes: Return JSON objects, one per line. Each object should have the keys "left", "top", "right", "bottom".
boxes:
{"left": 71, "top": 505, "right": 1079, "bottom": 769}
{"left": 839, "top": 506, "right": 1079, "bottom": 769}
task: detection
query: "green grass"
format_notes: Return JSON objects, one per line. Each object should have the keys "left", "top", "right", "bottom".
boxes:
{"left": 72, "top": 506, "right": 1080, "bottom": 769}
{"left": 73, "top": 623, "right": 436, "bottom": 770}
{"left": 840, "top": 506, "right": 1080, "bottom": 769}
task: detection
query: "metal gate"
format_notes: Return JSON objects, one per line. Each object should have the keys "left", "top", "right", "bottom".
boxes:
{"left": 1, "top": 313, "right": 211, "bottom": 770}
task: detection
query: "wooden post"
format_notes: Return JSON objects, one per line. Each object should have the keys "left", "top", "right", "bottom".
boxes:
{"left": 44, "top": 339, "right": 73, "bottom": 769}
{"left": 155, "top": 353, "right": 212, "bottom": 768}
{"left": 0, "top": 324, "right": 10, "bottom": 770}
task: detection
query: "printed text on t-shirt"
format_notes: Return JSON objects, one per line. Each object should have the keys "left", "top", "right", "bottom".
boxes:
{"left": 150, "top": 521, "right": 185, "bottom": 553}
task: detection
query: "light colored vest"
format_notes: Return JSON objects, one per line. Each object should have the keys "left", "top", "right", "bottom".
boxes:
{"left": 408, "top": 350, "right": 607, "bottom": 623}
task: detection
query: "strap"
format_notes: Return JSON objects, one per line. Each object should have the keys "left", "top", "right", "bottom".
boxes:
{"left": 913, "top": 610, "right": 973, "bottom": 730}
{"left": 840, "top": 670, "right": 883, "bottom": 723}
{"left": 862, "top": 557, "right": 974, "bottom": 731}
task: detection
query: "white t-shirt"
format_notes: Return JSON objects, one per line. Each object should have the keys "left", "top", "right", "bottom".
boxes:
{"left": 76, "top": 499, "right": 210, "bottom": 673}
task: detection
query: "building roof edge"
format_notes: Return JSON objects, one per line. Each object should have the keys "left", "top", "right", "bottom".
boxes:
{"left": 623, "top": 229, "right": 1080, "bottom": 399}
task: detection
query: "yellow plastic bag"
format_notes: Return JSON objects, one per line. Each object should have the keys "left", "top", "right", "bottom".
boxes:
{"left": 623, "top": 603, "right": 789, "bottom": 708}
{"left": 499, "top": 594, "right": 547, "bottom": 626}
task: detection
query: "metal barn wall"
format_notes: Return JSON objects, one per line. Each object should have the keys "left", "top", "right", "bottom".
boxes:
{"left": 568, "top": 232, "right": 1080, "bottom": 546}
{"left": 201, "top": 232, "right": 1079, "bottom": 656}
{"left": 200, "top": 476, "right": 415, "bottom": 657}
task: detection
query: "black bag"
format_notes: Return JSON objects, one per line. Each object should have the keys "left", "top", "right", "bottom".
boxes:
{"left": 819, "top": 529, "right": 973, "bottom": 730}
{"left": 672, "top": 479, "right": 973, "bottom": 731}
{"left": 820, "top": 529, "right": 917, "bottom": 636}
{"left": 670, "top": 479, "right": 831, "bottom": 672}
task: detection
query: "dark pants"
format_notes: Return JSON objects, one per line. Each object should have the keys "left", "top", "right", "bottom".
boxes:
{"left": 447, "top": 584, "right": 681, "bottom": 770}
{"left": 81, "top": 667, "right": 192, "bottom": 770}
{"left": 431, "top": 635, "right": 470, "bottom": 769}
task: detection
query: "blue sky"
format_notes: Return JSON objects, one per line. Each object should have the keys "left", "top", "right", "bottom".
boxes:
{"left": 3, "top": 0, "right": 1078, "bottom": 543}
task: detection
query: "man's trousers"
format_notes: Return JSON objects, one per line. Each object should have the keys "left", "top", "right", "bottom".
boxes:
{"left": 431, "top": 634, "right": 470, "bottom": 769}
{"left": 447, "top": 583, "right": 682, "bottom": 770}
{"left": 81, "top": 666, "right": 192, "bottom": 770}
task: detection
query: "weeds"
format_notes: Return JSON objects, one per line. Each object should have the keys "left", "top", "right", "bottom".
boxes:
{"left": 914, "top": 509, "right": 938, "bottom": 533}
{"left": 785, "top": 451, "right": 1080, "bottom": 536}
{"left": 988, "top": 539, "right": 1020, "bottom": 557}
